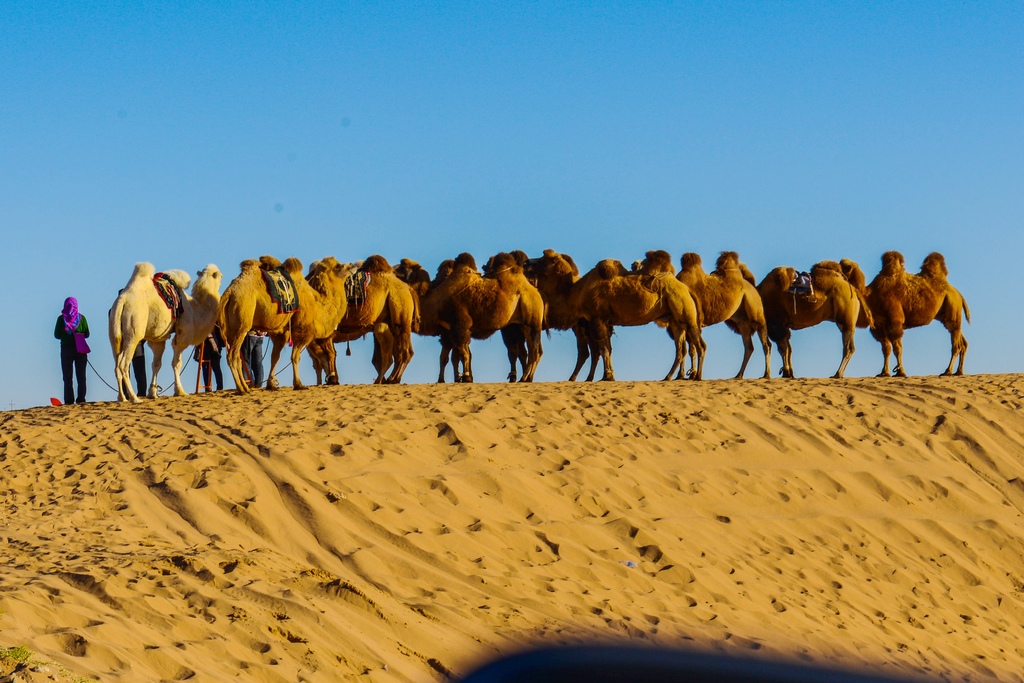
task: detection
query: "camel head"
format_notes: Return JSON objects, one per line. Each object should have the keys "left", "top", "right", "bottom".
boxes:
{"left": 680, "top": 252, "right": 703, "bottom": 273}
{"left": 920, "top": 252, "right": 949, "bottom": 279}
{"left": 880, "top": 251, "right": 905, "bottom": 276}
{"left": 715, "top": 251, "right": 740, "bottom": 273}
{"left": 639, "top": 250, "right": 675, "bottom": 276}
{"left": 361, "top": 255, "right": 392, "bottom": 273}
{"left": 307, "top": 256, "right": 348, "bottom": 289}
{"left": 453, "top": 252, "right": 479, "bottom": 275}
{"left": 194, "top": 264, "right": 222, "bottom": 293}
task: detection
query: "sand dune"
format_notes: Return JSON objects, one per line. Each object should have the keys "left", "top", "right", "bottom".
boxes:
{"left": 3, "top": 375, "right": 1024, "bottom": 682}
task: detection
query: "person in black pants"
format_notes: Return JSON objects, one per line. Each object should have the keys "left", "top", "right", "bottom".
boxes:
{"left": 195, "top": 326, "right": 225, "bottom": 392}
{"left": 132, "top": 341, "right": 148, "bottom": 397}
{"left": 54, "top": 297, "right": 90, "bottom": 404}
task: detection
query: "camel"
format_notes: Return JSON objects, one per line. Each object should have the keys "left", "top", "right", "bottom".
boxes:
{"left": 523, "top": 249, "right": 595, "bottom": 381}
{"left": 864, "top": 251, "right": 970, "bottom": 377}
{"left": 306, "top": 255, "right": 417, "bottom": 385}
{"left": 393, "top": 257, "right": 464, "bottom": 382}
{"left": 218, "top": 255, "right": 356, "bottom": 394}
{"left": 567, "top": 250, "right": 704, "bottom": 381}
{"left": 428, "top": 252, "right": 545, "bottom": 383}
{"left": 676, "top": 251, "right": 771, "bottom": 380}
{"left": 108, "top": 262, "right": 223, "bottom": 403}
{"left": 757, "top": 259, "right": 872, "bottom": 379}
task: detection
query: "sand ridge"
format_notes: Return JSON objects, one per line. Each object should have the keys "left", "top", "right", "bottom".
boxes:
{"left": 2, "top": 375, "right": 1024, "bottom": 681}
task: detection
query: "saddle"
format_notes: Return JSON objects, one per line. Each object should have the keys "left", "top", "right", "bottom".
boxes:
{"left": 152, "top": 273, "right": 184, "bottom": 319}
{"left": 261, "top": 266, "right": 300, "bottom": 314}
{"left": 345, "top": 271, "right": 371, "bottom": 307}
{"left": 787, "top": 271, "right": 814, "bottom": 297}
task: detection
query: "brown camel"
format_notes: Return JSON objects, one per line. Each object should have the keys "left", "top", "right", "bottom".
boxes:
{"left": 430, "top": 252, "right": 545, "bottom": 383}
{"left": 758, "top": 259, "right": 872, "bottom": 379}
{"left": 393, "top": 257, "right": 466, "bottom": 383}
{"left": 523, "top": 249, "right": 594, "bottom": 381}
{"left": 677, "top": 251, "right": 771, "bottom": 380}
{"left": 307, "top": 255, "right": 417, "bottom": 384}
{"left": 568, "top": 250, "right": 704, "bottom": 381}
{"left": 218, "top": 255, "right": 356, "bottom": 394}
{"left": 864, "top": 251, "right": 970, "bottom": 377}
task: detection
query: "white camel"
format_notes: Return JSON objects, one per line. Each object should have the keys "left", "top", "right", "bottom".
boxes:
{"left": 108, "top": 262, "right": 223, "bottom": 403}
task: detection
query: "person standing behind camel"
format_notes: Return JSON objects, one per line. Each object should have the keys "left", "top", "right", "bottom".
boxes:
{"left": 241, "top": 330, "right": 265, "bottom": 388}
{"left": 195, "top": 326, "right": 225, "bottom": 391}
{"left": 132, "top": 341, "right": 147, "bottom": 397}
{"left": 54, "top": 296, "right": 90, "bottom": 404}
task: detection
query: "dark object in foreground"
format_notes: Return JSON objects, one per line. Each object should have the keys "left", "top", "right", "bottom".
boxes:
{"left": 459, "top": 646, "right": 925, "bottom": 683}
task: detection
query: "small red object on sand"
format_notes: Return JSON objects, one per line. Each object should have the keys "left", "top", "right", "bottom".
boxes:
{"left": 50, "top": 397, "right": 62, "bottom": 406}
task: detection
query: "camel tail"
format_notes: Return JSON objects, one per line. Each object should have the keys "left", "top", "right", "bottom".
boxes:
{"left": 962, "top": 297, "right": 971, "bottom": 325}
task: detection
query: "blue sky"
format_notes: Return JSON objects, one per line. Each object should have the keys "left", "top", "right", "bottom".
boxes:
{"left": 2, "top": 1, "right": 1021, "bottom": 409}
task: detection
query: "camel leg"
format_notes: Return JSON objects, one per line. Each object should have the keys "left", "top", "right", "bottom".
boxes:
{"left": 892, "top": 335, "right": 908, "bottom": 378}
{"left": 114, "top": 339, "right": 141, "bottom": 403}
{"left": 834, "top": 323, "right": 856, "bottom": 379}
{"left": 387, "top": 329, "right": 412, "bottom": 384}
{"left": 663, "top": 322, "right": 685, "bottom": 381}
{"left": 148, "top": 340, "right": 167, "bottom": 398}
{"left": 225, "top": 341, "right": 249, "bottom": 395}
{"left": 942, "top": 323, "right": 968, "bottom": 377}
{"left": 170, "top": 340, "right": 188, "bottom": 396}
{"left": 875, "top": 338, "right": 893, "bottom": 377}
{"left": 692, "top": 329, "right": 707, "bottom": 381}
{"left": 758, "top": 326, "right": 772, "bottom": 380}
{"left": 520, "top": 325, "right": 542, "bottom": 382}
{"left": 569, "top": 323, "right": 589, "bottom": 382}
{"left": 291, "top": 342, "right": 307, "bottom": 390}
{"left": 501, "top": 327, "right": 524, "bottom": 382}
{"left": 588, "top": 320, "right": 614, "bottom": 381}
{"left": 774, "top": 331, "right": 794, "bottom": 378}
{"left": 265, "top": 334, "right": 287, "bottom": 390}
{"left": 436, "top": 334, "right": 452, "bottom": 383}
{"left": 733, "top": 329, "right": 755, "bottom": 379}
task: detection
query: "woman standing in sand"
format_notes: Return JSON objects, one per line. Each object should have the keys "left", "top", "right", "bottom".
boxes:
{"left": 54, "top": 296, "right": 90, "bottom": 405}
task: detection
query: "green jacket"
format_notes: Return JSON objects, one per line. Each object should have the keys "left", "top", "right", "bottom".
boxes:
{"left": 54, "top": 315, "right": 90, "bottom": 346}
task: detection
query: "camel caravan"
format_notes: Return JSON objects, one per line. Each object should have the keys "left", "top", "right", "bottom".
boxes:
{"left": 106, "top": 249, "right": 971, "bottom": 401}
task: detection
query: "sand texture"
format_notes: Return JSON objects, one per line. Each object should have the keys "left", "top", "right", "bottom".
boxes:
{"left": 3, "top": 375, "right": 1024, "bottom": 682}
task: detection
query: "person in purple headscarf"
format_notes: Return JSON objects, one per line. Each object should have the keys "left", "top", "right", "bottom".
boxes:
{"left": 53, "top": 297, "right": 91, "bottom": 404}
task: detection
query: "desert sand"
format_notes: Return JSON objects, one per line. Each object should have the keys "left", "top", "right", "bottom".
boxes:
{"left": 3, "top": 374, "right": 1024, "bottom": 682}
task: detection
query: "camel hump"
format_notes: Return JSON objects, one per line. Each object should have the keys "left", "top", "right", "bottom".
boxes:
{"left": 399, "top": 258, "right": 420, "bottom": 269}
{"left": 282, "top": 257, "right": 304, "bottom": 276}
{"left": 239, "top": 258, "right": 261, "bottom": 272}
{"left": 454, "top": 252, "right": 478, "bottom": 271}
{"left": 881, "top": 250, "right": 905, "bottom": 275}
{"left": 129, "top": 262, "right": 156, "bottom": 282}
{"left": 638, "top": 250, "right": 675, "bottom": 276}
{"left": 839, "top": 259, "right": 866, "bottom": 290}
{"left": 259, "top": 255, "right": 283, "bottom": 269}
{"left": 542, "top": 248, "right": 559, "bottom": 259}
{"left": 361, "top": 254, "right": 392, "bottom": 273}
{"left": 509, "top": 250, "right": 528, "bottom": 266}
{"left": 562, "top": 253, "right": 580, "bottom": 276}
{"left": 596, "top": 259, "right": 626, "bottom": 279}
{"left": 715, "top": 251, "right": 739, "bottom": 272}
{"left": 680, "top": 252, "right": 703, "bottom": 272}
{"left": 921, "top": 252, "right": 949, "bottom": 278}
{"left": 161, "top": 269, "right": 192, "bottom": 290}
